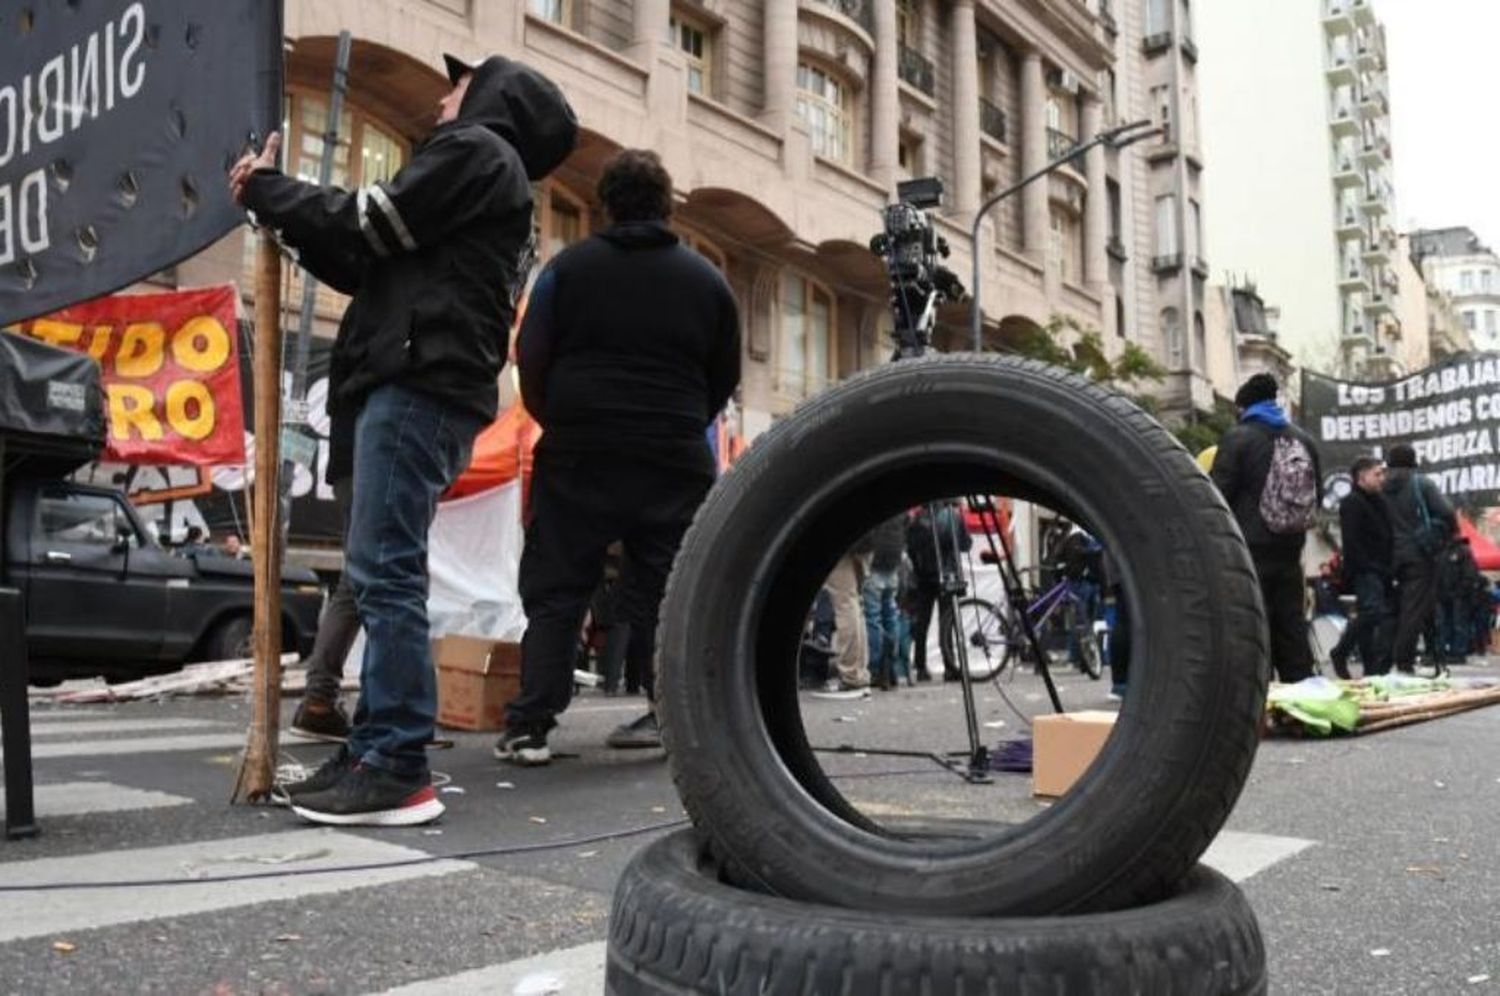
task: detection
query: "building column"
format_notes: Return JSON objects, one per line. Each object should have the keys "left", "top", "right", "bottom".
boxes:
{"left": 629, "top": 0, "right": 670, "bottom": 61}
{"left": 1019, "top": 50, "right": 1048, "bottom": 259}
{"left": 762, "top": 0, "right": 799, "bottom": 133}
{"left": 870, "top": 0, "right": 900, "bottom": 192}
{"left": 950, "top": 0, "right": 981, "bottom": 216}
{"left": 1081, "top": 96, "right": 1108, "bottom": 287}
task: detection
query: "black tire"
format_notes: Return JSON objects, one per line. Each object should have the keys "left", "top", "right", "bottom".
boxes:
{"left": 204, "top": 615, "right": 253, "bottom": 662}
{"left": 657, "top": 355, "right": 1269, "bottom": 916}
{"left": 1071, "top": 605, "right": 1105, "bottom": 680}
{"left": 606, "top": 830, "right": 1268, "bottom": 996}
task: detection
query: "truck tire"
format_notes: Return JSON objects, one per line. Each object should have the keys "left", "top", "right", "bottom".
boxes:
{"left": 606, "top": 830, "right": 1267, "bottom": 996}
{"left": 204, "top": 615, "right": 253, "bottom": 662}
{"left": 656, "top": 355, "right": 1269, "bottom": 916}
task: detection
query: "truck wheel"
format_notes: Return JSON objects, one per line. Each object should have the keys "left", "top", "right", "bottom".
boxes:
{"left": 656, "top": 355, "right": 1269, "bottom": 916}
{"left": 204, "top": 615, "right": 253, "bottom": 662}
{"left": 606, "top": 830, "right": 1267, "bottom": 996}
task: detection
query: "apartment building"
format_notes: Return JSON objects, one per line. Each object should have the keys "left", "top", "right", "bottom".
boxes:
{"left": 1410, "top": 226, "right": 1500, "bottom": 354}
{"left": 1199, "top": 0, "right": 1401, "bottom": 380}
{"left": 163, "top": 0, "right": 1224, "bottom": 435}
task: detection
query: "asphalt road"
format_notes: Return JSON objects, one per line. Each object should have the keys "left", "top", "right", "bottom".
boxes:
{"left": 1, "top": 660, "right": 1497, "bottom": 995}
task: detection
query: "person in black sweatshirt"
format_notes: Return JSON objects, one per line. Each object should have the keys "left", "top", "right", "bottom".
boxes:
{"left": 1329, "top": 456, "right": 1393, "bottom": 677}
{"left": 1382, "top": 443, "right": 1457, "bottom": 674}
{"left": 497, "top": 149, "right": 742, "bottom": 765}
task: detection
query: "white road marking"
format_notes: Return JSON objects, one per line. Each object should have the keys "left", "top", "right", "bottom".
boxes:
{"left": 28, "top": 718, "right": 223, "bottom": 738}
{"left": 0, "top": 829, "right": 473, "bottom": 943}
{"left": 375, "top": 940, "right": 607, "bottom": 996}
{"left": 1202, "top": 830, "right": 1316, "bottom": 883}
{"left": 0, "top": 782, "right": 192, "bottom": 819}
{"left": 1, "top": 733, "right": 247, "bottom": 761}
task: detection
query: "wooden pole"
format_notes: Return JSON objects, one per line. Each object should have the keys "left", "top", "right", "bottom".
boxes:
{"left": 232, "top": 233, "right": 285, "bottom": 803}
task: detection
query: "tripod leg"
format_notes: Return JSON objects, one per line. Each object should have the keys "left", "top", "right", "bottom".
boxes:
{"left": 939, "top": 590, "right": 990, "bottom": 781}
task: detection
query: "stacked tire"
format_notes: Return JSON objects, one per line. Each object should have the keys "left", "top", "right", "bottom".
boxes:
{"left": 608, "top": 357, "right": 1273, "bottom": 995}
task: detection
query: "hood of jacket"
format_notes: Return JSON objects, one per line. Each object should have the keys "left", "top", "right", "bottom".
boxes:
{"left": 598, "top": 221, "right": 680, "bottom": 251}
{"left": 1382, "top": 466, "right": 1415, "bottom": 495}
{"left": 452, "top": 55, "right": 577, "bottom": 180}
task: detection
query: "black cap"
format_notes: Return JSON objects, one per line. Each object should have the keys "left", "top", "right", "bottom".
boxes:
{"left": 443, "top": 53, "right": 477, "bottom": 86}
{"left": 1387, "top": 443, "right": 1417, "bottom": 468}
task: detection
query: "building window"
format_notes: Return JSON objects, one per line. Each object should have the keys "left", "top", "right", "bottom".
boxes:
{"left": 1193, "top": 311, "right": 1207, "bottom": 373}
{"left": 1050, "top": 207, "right": 1081, "bottom": 284}
{"left": 1461, "top": 270, "right": 1475, "bottom": 294}
{"left": 1484, "top": 270, "right": 1495, "bottom": 294}
{"left": 528, "top": 0, "right": 569, "bottom": 24}
{"left": 779, "top": 271, "right": 834, "bottom": 399}
{"left": 1107, "top": 179, "right": 1123, "bottom": 244}
{"left": 670, "top": 10, "right": 715, "bottom": 97}
{"left": 796, "top": 63, "right": 853, "bottom": 165}
{"left": 1150, "top": 84, "right": 1172, "bottom": 142}
{"left": 536, "top": 184, "right": 587, "bottom": 262}
{"left": 285, "top": 90, "right": 409, "bottom": 189}
{"left": 1162, "top": 307, "right": 1183, "bottom": 367}
{"left": 1155, "top": 195, "right": 1179, "bottom": 257}
{"left": 898, "top": 133, "right": 925, "bottom": 179}
{"left": 896, "top": 0, "right": 919, "bottom": 49}
{"left": 1179, "top": 0, "right": 1194, "bottom": 43}
{"left": 1116, "top": 294, "right": 1127, "bottom": 339}
{"left": 1145, "top": 0, "right": 1169, "bottom": 36}
{"left": 1464, "top": 310, "right": 1477, "bottom": 331}
{"left": 1488, "top": 311, "right": 1498, "bottom": 337}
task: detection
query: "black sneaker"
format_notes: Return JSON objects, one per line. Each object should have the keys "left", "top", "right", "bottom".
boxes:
{"left": 493, "top": 727, "right": 551, "bottom": 766}
{"left": 278, "top": 745, "right": 357, "bottom": 800}
{"left": 290, "top": 699, "right": 351, "bottom": 742}
{"left": 290, "top": 764, "right": 443, "bottom": 827}
{"left": 606, "top": 711, "right": 662, "bottom": 749}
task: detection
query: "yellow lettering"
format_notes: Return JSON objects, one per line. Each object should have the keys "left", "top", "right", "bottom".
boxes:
{"left": 28, "top": 319, "right": 84, "bottom": 348}
{"left": 165, "top": 380, "right": 214, "bottom": 440}
{"left": 170, "top": 315, "right": 231, "bottom": 373}
{"left": 107, "top": 384, "right": 162, "bottom": 441}
{"left": 116, "top": 322, "right": 165, "bottom": 378}
{"left": 86, "top": 325, "right": 113, "bottom": 363}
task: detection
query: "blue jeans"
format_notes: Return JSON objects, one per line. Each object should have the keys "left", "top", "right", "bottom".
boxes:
{"left": 345, "top": 384, "right": 482, "bottom": 777}
{"left": 862, "top": 570, "right": 902, "bottom": 683}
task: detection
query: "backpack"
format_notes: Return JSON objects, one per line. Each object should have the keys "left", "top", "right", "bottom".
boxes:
{"left": 1258, "top": 432, "right": 1318, "bottom": 534}
{"left": 1411, "top": 475, "right": 1446, "bottom": 558}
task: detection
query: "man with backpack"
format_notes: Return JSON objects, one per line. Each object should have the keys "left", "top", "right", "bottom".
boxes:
{"left": 1210, "top": 373, "right": 1322, "bottom": 684}
{"left": 1329, "top": 456, "right": 1392, "bottom": 678}
{"left": 1381, "top": 443, "right": 1456, "bottom": 675}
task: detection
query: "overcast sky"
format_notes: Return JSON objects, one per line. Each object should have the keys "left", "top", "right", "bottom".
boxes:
{"left": 1384, "top": 0, "right": 1500, "bottom": 247}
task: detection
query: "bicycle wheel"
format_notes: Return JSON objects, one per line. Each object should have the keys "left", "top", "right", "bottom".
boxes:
{"left": 948, "top": 597, "right": 1018, "bottom": 679}
{"left": 1076, "top": 619, "right": 1104, "bottom": 680}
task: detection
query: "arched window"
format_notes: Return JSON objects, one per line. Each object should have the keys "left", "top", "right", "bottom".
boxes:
{"left": 536, "top": 183, "right": 588, "bottom": 262}
{"left": 284, "top": 88, "right": 409, "bottom": 188}
{"left": 779, "top": 271, "right": 835, "bottom": 400}
{"left": 1162, "top": 306, "right": 1183, "bottom": 368}
{"left": 796, "top": 62, "right": 853, "bottom": 165}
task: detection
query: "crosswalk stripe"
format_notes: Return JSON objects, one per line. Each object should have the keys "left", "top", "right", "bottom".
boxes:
{"left": 0, "top": 782, "right": 192, "bottom": 819}
{"left": 1202, "top": 830, "right": 1316, "bottom": 883}
{"left": 29, "top": 718, "right": 223, "bottom": 738}
{"left": 375, "top": 940, "right": 607, "bottom": 996}
{"left": 2, "top": 733, "right": 248, "bottom": 761}
{"left": 0, "top": 829, "right": 474, "bottom": 943}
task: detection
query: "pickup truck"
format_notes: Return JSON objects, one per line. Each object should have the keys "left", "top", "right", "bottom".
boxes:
{"left": 3, "top": 479, "right": 323, "bottom": 685}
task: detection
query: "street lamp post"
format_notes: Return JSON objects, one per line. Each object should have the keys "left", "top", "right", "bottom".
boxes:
{"left": 969, "top": 119, "right": 1161, "bottom": 351}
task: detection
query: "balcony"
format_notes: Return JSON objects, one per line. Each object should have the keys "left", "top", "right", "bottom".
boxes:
{"left": 898, "top": 44, "right": 935, "bottom": 97}
{"left": 1336, "top": 208, "right": 1363, "bottom": 239}
{"left": 1191, "top": 256, "right": 1211, "bottom": 279}
{"left": 1358, "top": 138, "right": 1384, "bottom": 168}
{"left": 1107, "top": 235, "right": 1128, "bottom": 262}
{"left": 1142, "top": 32, "right": 1173, "bottom": 56}
{"left": 1339, "top": 265, "right": 1370, "bottom": 293}
{"left": 1048, "top": 128, "right": 1080, "bottom": 163}
{"left": 1152, "top": 252, "right": 1183, "bottom": 274}
{"left": 1098, "top": 1, "right": 1118, "bottom": 35}
{"left": 1181, "top": 36, "right": 1199, "bottom": 63}
{"left": 1351, "top": 0, "right": 1376, "bottom": 27}
{"left": 1362, "top": 190, "right": 1389, "bottom": 216}
{"left": 1330, "top": 102, "right": 1359, "bottom": 137}
{"left": 1333, "top": 157, "right": 1364, "bottom": 189}
{"left": 980, "top": 98, "right": 1008, "bottom": 145}
{"left": 1325, "top": 51, "right": 1357, "bottom": 87}
{"left": 1323, "top": 0, "right": 1354, "bottom": 34}
{"left": 1355, "top": 42, "right": 1381, "bottom": 72}
{"left": 1363, "top": 235, "right": 1392, "bottom": 265}
{"left": 808, "top": 0, "right": 875, "bottom": 36}
{"left": 1366, "top": 290, "right": 1394, "bottom": 316}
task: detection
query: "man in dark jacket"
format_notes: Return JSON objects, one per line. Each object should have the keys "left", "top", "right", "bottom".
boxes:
{"left": 1210, "top": 373, "right": 1322, "bottom": 684}
{"left": 496, "top": 150, "right": 741, "bottom": 764}
{"left": 232, "top": 55, "right": 577, "bottom": 824}
{"left": 906, "top": 501, "right": 972, "bottom": 681}
{"left": 1382, "top": 443, "right": 1456, "bottom": 674}
{"left": 1436, "top": 538, "right": 1483, "bottom": 666}
{"left": 1329, "top": 456, "right": 1392, "bottom": 677}
{"left": 861, "top": 515, "right": 908, "bottom": 689}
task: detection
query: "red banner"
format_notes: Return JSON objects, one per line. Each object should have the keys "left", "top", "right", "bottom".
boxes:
{"left": 6, "top": 286, "right": 246, "bottom": 466}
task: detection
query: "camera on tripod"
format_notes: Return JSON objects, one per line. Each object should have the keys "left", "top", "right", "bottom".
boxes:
{"left": 870, "top": 177, "right": 966, "bottom": 358}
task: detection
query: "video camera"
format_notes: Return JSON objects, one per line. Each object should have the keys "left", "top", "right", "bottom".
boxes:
{"left": 869, "top": 177, "right": 965, "bottom": 359}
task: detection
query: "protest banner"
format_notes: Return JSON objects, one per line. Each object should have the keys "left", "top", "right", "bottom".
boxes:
{"left": 0, "top": 1, "right": 282, "bottom": 325}
{"left": 7, "top": 285, "right": 246, "bottom": 466}
{"left": 1301, "top": 353, "right": 1500, "bottom": 506}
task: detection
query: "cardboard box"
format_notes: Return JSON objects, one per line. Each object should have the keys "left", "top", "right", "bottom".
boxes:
{"left": 433, "top": 635, "right": 522, "bottom": 732}
{"left": 1032, "top": 710, "right": 1118, "bottom": 797}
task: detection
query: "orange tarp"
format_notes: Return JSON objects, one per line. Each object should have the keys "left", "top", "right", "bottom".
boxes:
{"left": 445, "top": 401, "right": 540, "bottom": 500}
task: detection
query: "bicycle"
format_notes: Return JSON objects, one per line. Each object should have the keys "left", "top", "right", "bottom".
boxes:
{"left": 951, "top": 565, "right": 1106, "bottom": 681}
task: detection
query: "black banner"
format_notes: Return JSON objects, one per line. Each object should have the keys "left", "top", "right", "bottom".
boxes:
{"left": 0, "top": 1, "right": 283, "bottom": 325}
{"left": 1301, "top": 353, "right": 1500, "bottom": 507}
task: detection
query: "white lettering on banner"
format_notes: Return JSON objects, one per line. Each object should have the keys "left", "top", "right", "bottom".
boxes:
{"left": 1318, "top": 398, "right": 1475, "bottom": 443}
{"left": 0, "top": 86, "right": 12, "bottom": 167}
{"left": 119, "top": 3, "right": 146, "bottom": 99}
{"left": 0, "top": 169, "right": 51, "bottom": 266}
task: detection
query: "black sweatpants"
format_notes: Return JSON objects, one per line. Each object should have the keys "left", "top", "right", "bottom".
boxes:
{"left": 1253, "top": 553, "right": 1314, "bottom": 684}
{"left": 1391, "top": 560, "right": 1439, "bottom": 671}
{"left": 910, "top": 580, "right": 957, "bottom": 678}
{"left": 505, "top": 450, "right": 713, "bottom": 733}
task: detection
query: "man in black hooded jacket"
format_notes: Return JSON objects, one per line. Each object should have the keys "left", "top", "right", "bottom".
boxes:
{"left": 495, "top": 149, "right": 741, "bottom": 765}
{"left": 1383, "top": 443, "right": 1456, "bottom": 674}
{"left": 231, "top": 55, "right": 577, "bottom": 824}
{"left": 1329, "top": 456, "right": 1392, "bottom": 677}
